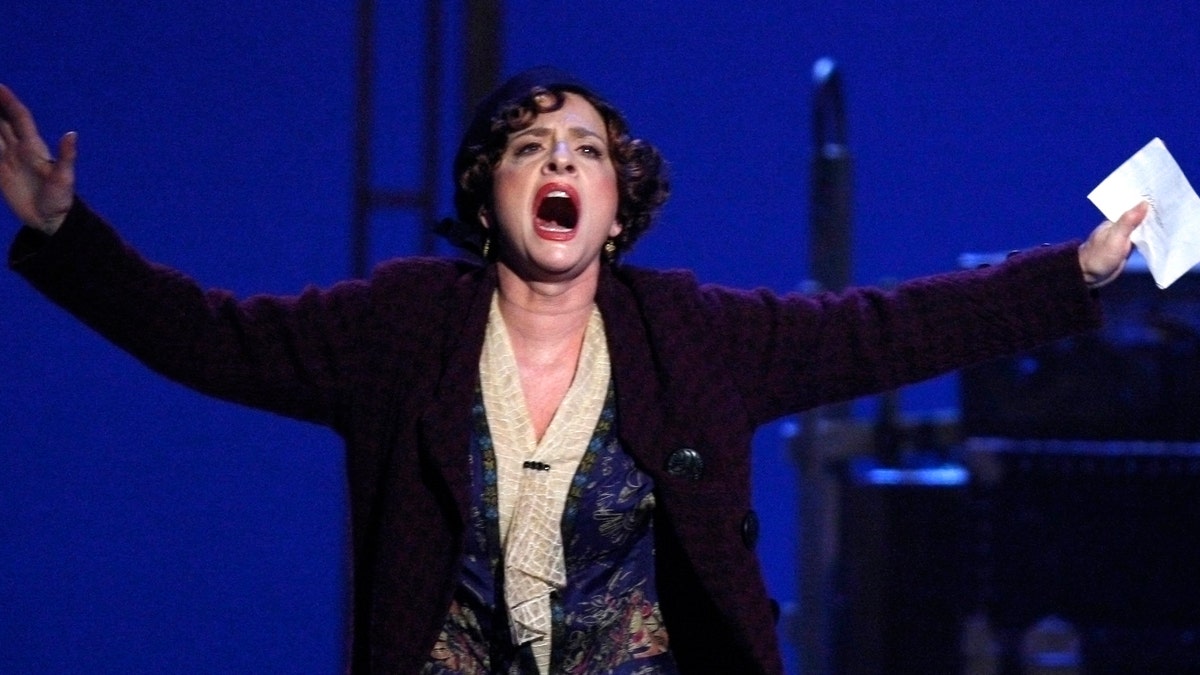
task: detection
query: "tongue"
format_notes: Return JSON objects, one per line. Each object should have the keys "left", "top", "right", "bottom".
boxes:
{"left": 536, "top": 197, "right": 578, "bottom": 230}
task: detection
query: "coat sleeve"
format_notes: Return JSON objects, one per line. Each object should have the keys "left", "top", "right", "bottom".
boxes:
{"left": 8, "top": 198, "right": 384, "bottom": 427}
{"left": 698, "top": 242, "right": 1103, "bottom": 425}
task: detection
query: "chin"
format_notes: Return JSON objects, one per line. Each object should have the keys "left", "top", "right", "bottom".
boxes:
{"left": 526, "top": 256, "right": 598, "bottom": 281}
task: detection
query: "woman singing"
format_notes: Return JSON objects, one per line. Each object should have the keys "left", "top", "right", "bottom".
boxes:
{"left": 1, "top": 67, "right": 1144, "bottom": 673}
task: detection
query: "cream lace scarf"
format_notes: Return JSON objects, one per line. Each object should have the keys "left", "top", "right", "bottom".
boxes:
{"left": 479, "top": 293, "right": 610, "bottom": 675}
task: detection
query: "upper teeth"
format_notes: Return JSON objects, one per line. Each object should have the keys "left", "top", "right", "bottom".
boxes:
{"left": 547, "top": 190, "right": 569, "bottom": 199}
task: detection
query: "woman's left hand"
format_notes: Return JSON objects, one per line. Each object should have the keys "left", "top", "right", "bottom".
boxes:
{"left": 0, "top": 84, "right": 76, "bottom": 235}
{"left": 1077, "top": 201, "right": 1148, "bottom": 289}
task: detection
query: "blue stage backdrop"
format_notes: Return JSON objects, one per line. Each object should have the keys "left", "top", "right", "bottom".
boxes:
{"left": 2, "top": 2, "right": 1197, "bottom": 672}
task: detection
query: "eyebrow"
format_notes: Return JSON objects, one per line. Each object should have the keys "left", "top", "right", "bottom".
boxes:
{"left": 509, "top": 125, "right": 606, "bottom": 143}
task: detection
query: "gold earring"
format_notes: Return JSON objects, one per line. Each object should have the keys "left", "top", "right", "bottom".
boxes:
{"left": 482, "top": 236, "right": 491, "bottom": 259}
{"left": 604, "top": 239, "right": 617, "bottom": 262}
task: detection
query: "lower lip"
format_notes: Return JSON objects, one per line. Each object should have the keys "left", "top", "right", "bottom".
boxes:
{"left": 535, "top": 224, "right": 577, "bottom": 242}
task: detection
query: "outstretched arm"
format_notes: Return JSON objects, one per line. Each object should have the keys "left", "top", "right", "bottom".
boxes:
{"left": 0, "top": 84, "right": 77, "bottom": 234}
{"left": 2, "top": 83, "right": 357, "bottom": 426}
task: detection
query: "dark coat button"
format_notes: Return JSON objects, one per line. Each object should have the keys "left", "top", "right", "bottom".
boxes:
{"left": 665, "top": 447, "right": 704, "bottom": 481}
{"left": 741, "top": 510, "right": 760, "bottom": 549}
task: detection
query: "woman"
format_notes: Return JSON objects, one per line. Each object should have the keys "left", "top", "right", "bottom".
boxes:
{"left": 1, "top": 67, "right": 1144, "bottom": 674}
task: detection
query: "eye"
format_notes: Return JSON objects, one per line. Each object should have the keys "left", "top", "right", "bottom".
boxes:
{"left": 579, "top": 144, "right": 605, "bottom": 159}
{"left": 513, "top": 141, "right": 541, "bottom": 156}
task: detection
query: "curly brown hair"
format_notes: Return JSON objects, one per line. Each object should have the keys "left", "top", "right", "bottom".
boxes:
{"left": 444, "top": 70, "right": 670, "bottom": 261}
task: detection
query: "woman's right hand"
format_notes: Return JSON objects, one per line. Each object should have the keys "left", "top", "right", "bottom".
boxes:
{"left": 0, "top": 84, "right": 77, "bottom": 235}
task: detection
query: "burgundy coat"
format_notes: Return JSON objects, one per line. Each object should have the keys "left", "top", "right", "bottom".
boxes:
{"left": 10, "top": 199, "right": 1102, "bottom": 673}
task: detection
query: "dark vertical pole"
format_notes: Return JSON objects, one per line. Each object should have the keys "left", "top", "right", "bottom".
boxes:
{"left": 463, "top": 0, "right": 503, "bottom": 127}
{"left": 419, "top": 0, "right": 444, "bottom": 254}
{"left": 350, "top": 1, "right": 506, "bottom": 268}
{"left": 810, "top": 57, "right": 853, "bottom": 302}
{"left": 795, "top": 57, "right": 855, "bottom": 675}
{"left": 350, "top": 0, "right": 376, "bottom": 278}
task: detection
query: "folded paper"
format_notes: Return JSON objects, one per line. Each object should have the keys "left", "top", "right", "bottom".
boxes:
{"left": 1088, "top": 138, "right": 1200, "bottom": 289}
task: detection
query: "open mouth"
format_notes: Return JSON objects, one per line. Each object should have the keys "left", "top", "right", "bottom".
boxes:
{"left": 534, "top": 184, "right": 579, "bottom": 233}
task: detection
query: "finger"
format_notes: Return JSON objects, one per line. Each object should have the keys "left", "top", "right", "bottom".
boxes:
{"left": 0, "top": 114, "right": 15, "bottom": 147}
{"left": 0, "top": 83, "right": 15, "bottom": 122}
{"left": 56, "top": 131, "right": 78, "bottom": 168}
{"left": 0, "top": 84, "right": 24, "bottom": 145}
{"left": 51, "top": 132, "right": 78, "bottom": 194}
{"left": 0, "top": 83, "right": 41, "bottom": 141}
{"left": 1112, "top": 200, "right": 1149, "bottom": 236}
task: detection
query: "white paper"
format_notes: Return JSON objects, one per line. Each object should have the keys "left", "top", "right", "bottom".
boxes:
{"left": 1088, "top": 138, "right": 1200, "bottom": 289}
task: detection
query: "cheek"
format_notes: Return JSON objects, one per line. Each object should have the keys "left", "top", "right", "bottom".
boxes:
{"left": 596, "top": 166, "right": 620, "bottom": 209}
{"left": 604, "top": 175, "right": 622, "bottom": 227}
{"left": 490, "top": 168, "right": 525, "bottom": 217}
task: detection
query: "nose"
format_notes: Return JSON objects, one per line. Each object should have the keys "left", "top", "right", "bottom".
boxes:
{"left": 543, "top": 140, "right": 576, "bottom": 175}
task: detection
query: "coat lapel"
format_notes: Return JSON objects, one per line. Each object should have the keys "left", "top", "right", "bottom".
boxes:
{"left": 595, "top": 267, "right": 672, "bottom": 474}
{"left": 418, "top": 264, "right": 498, "bottom": 528}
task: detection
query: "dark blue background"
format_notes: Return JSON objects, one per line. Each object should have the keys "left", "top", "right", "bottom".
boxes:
{"left": 3, "top": 2, "right": 1197, "bottom": 672}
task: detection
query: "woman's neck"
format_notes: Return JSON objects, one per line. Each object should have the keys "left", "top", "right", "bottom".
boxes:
{"left": 494, "top": 262, "right": 600, "bottom": 346}
{"left": 494, "top": 262, "right": 601, "bottom": 440}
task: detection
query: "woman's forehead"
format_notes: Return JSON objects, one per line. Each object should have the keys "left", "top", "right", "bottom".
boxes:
{"left": 513, "top": 92, "right": 607, "bottom": 135}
